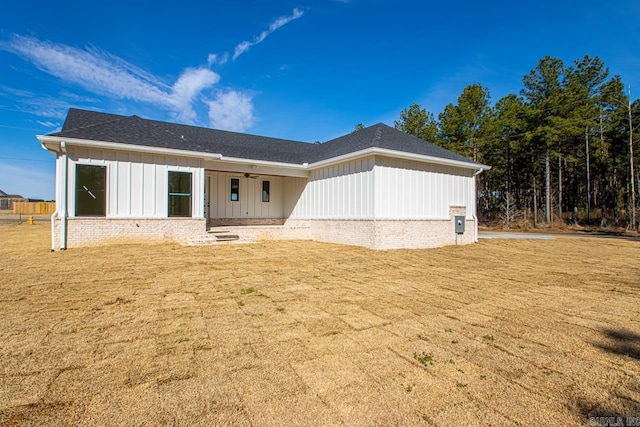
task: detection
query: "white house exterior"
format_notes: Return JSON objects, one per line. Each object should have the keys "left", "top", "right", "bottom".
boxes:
{"left": 38, "top": 109, "right": 489, "bottom": 250}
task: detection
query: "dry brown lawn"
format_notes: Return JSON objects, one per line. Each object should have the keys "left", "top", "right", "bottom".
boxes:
{"left": 0, "top": 222, "right": 639, "bottom": 426}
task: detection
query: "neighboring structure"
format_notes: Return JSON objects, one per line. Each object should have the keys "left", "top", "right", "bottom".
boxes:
{"left": 0, "top": 189, "right": 27, "bottom": 210}
{"left": 38, "top": 108, "right": 490, "bottom": 250}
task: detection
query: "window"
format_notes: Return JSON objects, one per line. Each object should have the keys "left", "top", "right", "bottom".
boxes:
{"left": 262, "top": 180, "right": 270, "bottom": 203}
{"left": 168, "top": 171, "right": 192, "bottom": 217}
{"left": 230, "top": 178, "right": 239, "bottom": 201}
{"left": 76, "top": 164, "right": 106, "bottom": 216}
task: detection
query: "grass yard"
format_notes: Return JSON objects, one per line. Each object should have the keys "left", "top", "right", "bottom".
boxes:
{"left": 0, "top": 222, "right": 639, "bottom": 425}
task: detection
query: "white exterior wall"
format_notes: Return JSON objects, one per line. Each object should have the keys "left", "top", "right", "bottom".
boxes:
{"left": 289, "top": 157, "right": 375, "bottom": 219}
{"left": 60, "top": 149, "right": 475, "bottom": 224}
{"left": 50, "top": 144, "right": 481, "bottom": 249}
{"left": 289, "top": 155, "right": 476, "bottom": 221}
{"left": 283, "top": 177, "right": 307, "bottom": 217}
{"left": 207, "top": 172, "right": 284, "bottom": 219}
{"left": 66, "top": 146, "right": 205, "bottom": 218}
{"left": 374, "top": 156, "right": 476, "bottom": 219}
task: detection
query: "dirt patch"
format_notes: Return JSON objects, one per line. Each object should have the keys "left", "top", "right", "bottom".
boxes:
{"left": 480, "top": 217, "right": 640, "bottom": 238}
{"left": 0, "top": 222, "right": 639, "bottom": 425}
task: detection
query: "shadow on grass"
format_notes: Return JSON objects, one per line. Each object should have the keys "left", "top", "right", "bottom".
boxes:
{"left": 570, "top": 328, "right": 640, "bottom": 423}
{"left": 573, "top": 398, "right": 640, "bottom": 425}
{"left": 556, "top": 230, "right": 640, "bottom": 242}
{"left": 596, "top": 328, "right": 640, "bottom": 361}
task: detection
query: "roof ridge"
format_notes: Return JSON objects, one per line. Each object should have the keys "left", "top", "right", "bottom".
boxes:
{"left": 372, "top": 124, "right": 383, "bottom": 145}
{"left": 50, "top": 108, "right": 484, "bottom": 168}
{"left": 61, "top": 109, "right": 130, "bottom": 133}
{"left": 64, "top": 116, "right": 130, "bottom": 134}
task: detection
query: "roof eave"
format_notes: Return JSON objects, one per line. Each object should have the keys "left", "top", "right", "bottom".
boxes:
{"left": 36, "top": 135, "right": 310, "bottom": 171}
{"left": 37, "top": 135, "right": 224, "bottom": 161}
{"left": 213, "top": 155, "right": 308, "bottom": 171}
{"left": 308, "top": 147, "right": 490, "bottom": 171}
{"left": 36, "top": 136, "right": 491, "bottom": 172}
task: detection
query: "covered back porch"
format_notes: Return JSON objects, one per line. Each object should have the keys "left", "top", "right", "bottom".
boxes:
{"left": 204, "top": 168, "right": 307, "bottom": 229}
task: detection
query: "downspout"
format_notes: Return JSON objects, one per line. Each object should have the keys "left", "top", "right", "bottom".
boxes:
{"left": 473, "top": 168, "right": 484, "bottom": 243}
{"left": 60, "top": 141, "right": 68, "bottom": 250}
{"left": 50, "top": 209, "right": 57, "bottom": 251}
{"left": 40, "top": 141, "right": 60, "bottom": 251}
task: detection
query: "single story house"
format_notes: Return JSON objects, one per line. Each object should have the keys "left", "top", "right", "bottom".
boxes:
{"left": 0, "top": 189, "right": 27, "bottom": 210}
{"left": 38, "top": 108, "right": 490, "bottom": 250}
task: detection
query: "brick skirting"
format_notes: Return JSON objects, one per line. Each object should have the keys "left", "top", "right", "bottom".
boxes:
{"left": 54, "top": 217, "right": 205, "bottom": 249}
{"left": 54, "top": 206, "right": 473, "bottom": 250}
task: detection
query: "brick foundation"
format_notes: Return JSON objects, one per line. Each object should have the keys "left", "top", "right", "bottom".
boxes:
{"left": 283, "top": 206, "right": 473, "bottom": 250}
{"left": 54, "top": 217, "right": 205, "bottom": 249}
{"left": 284, "top": 218, "right": 473, "bottom": 250}
{"left": 53, "top": 206, "right": 474, "bottom": 250}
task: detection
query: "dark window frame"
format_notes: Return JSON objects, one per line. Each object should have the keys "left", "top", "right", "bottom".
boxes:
{"left": 262, "top": 180, "right": 270, "bottom": 203}
{"left": 168, "top": 171, "right": 192, "bottom": 217}
{"left": 75, "top": 164, "right": 106, "bottom": 217}
{"left": 230, "top": 178, "right": 239, "bottom": 202}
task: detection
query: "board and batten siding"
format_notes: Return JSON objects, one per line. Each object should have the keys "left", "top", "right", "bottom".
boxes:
{"left": 289, "top": 155, "right": 476, "bottom": 220}
{"left": 374, "top": 156, "right": 476, "bottom": 219}
{"left": 206, "top": 172, "right": 284, "bottom": 219}
{"left": 66, "top": 147, "right": 204, "bottom": 218}
{"left": 289, "top": 157, "right": 375, "bottom": 219}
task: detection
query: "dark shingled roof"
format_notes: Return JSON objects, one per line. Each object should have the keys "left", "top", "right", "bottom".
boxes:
{"left": 307, "top": 123, "right": 477, "bottom": 164}
{"left": 52, "top": 109, "right": 312, "bottom": 164}
{"left": 50, "top": 108, "right": 482, "bottom": 167}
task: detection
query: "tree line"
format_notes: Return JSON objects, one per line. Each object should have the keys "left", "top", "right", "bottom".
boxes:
{"left": 392, "top": 55, "right": 639, "bottom": 230}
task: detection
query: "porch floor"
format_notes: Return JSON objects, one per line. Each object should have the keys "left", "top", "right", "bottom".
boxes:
{"left": 188, "top": 224, "right": 312, "bottom": 246}
{"left": 207, "top": 224, "right": 303, "bottom": 233}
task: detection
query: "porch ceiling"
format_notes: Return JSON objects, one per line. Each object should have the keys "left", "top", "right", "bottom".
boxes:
{"left": 204, "top": 159, "right": 309, "bottom": 178}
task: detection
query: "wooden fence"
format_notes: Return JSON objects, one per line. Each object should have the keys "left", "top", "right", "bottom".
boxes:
{"left": 12, "top": 202, "right": 56, "bottom": 215}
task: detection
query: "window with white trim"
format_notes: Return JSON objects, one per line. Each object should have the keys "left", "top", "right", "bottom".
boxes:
{"left": 230, "top": 178, "right": 239, "bottom": 201}
{"left": 262, "top": 180, "right": 270, "bottom": 203}
{"left": 76, "top": 164, "right": 106, "bottom": 216}
{"left": 168, "top": 171, "right": 192, "bottom": 217}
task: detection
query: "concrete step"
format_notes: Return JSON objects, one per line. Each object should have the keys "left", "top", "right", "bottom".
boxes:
{"left": 187, "top": 233, "right": 240, "bottom": 246}
{"left": 215, "top": 234, "right": 240, "bottom": 241}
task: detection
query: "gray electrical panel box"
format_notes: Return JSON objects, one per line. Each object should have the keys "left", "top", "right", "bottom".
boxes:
{"left": 455, "top": 216, "right": 465, "bottom": 234}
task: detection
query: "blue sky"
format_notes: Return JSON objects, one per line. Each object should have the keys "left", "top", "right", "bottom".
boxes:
{"left": 1, "top": 0, "right": 638, "bottom": 200}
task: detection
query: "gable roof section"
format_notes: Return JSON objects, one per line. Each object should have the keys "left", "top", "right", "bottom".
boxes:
{"left": 59, "top": 109, "right": 125, "bottom": 132}
{"left": 51, "top": 109, "right": 311, "bottom": 164}
{"left": 308, "top": 123, "right": 478, "bottom": 165}
{"left": 0, "top": 192, "right": 25, "bottom": 199}
{"left": 47, "top": 108, "right": 487, "bottom": 170}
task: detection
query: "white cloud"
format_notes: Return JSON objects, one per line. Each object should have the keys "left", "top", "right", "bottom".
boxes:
{"left": 233, "top": 42, "right": 252, "bottom": 61}
{"left": 16, "top": 95, "right": 71, "bottom": 120}
{"left": 1, "top": 86, "right": 35, "bottom": 98}
{"left": 169, "top": 67, "right": 220, "bottom": 123}
{"left": 207, "top": 90, "right": 255, "bottom": 132}
{"left": 2, "top": 14, "right": 308, "bottom": 132}
{"left": 0, "top": 35, "right": 219, "bottom": 124}
{"left": 2, "top": 86, "right": 88, "bottom": 121}
{"left": 233, "top": 8, "right": 304, "bottom": 60}
{"left": 36, "top": 120, "right": 57, "bottom": 128}
{"left": 207, "top": 53, "right": 218, "bottom": 65}
{"left": 207, "top": 52, "right": 228, "bottom": 66}
{"left": 58, "top": 90, "right": 100, "bottom": 103}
